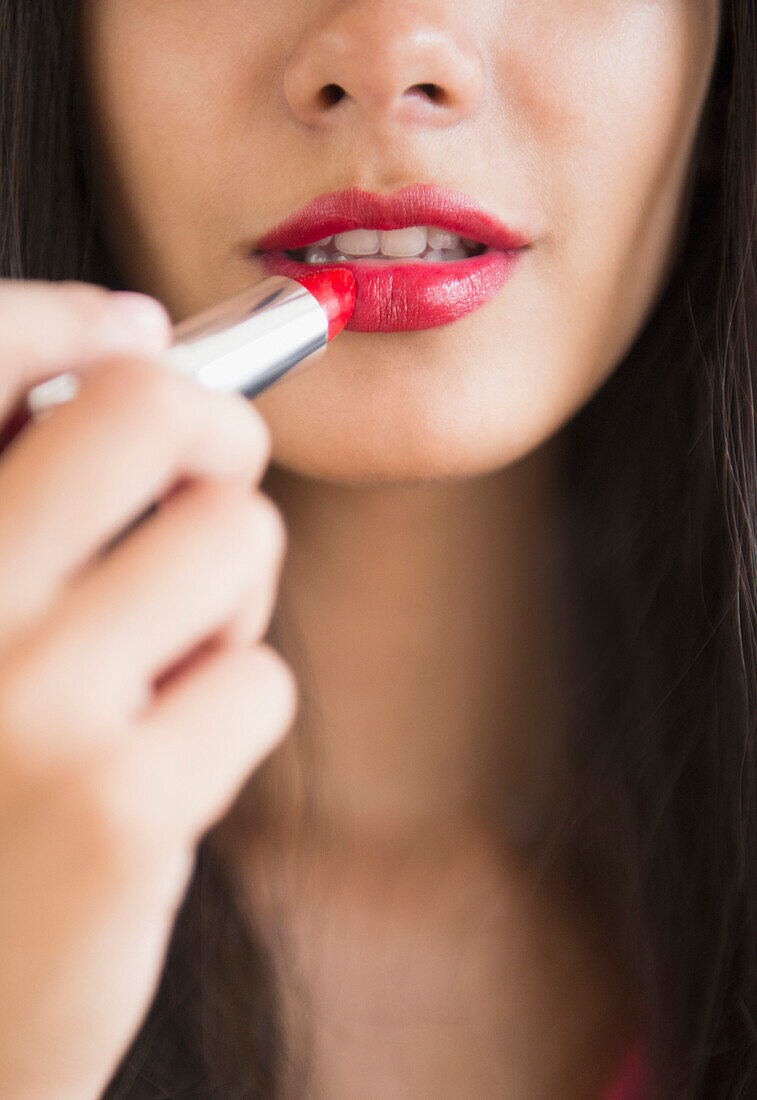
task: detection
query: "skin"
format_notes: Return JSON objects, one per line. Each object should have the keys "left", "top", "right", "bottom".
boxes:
{"left": 77, "top": 0, "right": 723, "bottom": 1094}
{"left": 0, "top": 285, "right": 296, "bottom": 1099}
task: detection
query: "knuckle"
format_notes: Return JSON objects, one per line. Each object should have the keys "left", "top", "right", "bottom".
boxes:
{"left": 229, "top": 596, "right": 270, "bottom": 647}
{"left": 82, "top": 355, "right": 181, "bottom": 438}
{"left": 189, "top": 476, "right": 253, "bottom": 526}
{"left": 76, "top": 352, "right": 140, "bottom": 406}
{"left": 96, "top": 354, "right": 174, "bottom": 417}
{"left": 213, "top": 401, "right": 272, "bottom": 486}
{"left": 253, "top": 642, "right": 299, "bottom": 726}
{"left": 192, "top": 483, "right": 287, "bottom": 572}
{"left": 238, "top": 401, "right": 272, "bottom": 467}
{"left": 57, "top": 282, "right": 118, "bottom": 331}
{"left": 83, "top": 358, "right": 272, "bottom": 481}
{"left": 248, "top": 492, "right": 288, "bottom": 563}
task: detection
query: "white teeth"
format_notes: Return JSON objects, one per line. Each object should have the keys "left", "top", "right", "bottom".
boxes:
{"left": 304, "top": 247, "right": 330, "bottom": 264}
{"left": 379, "top": 227, "right": 427, "bottom": 257}
{"left": 427, "top": 228, "right": 461, "bottom": 250}
{"left": 333, "top": 229, "right": 379, "bottom": 255}
{"left": 295, "top": 225, "right": 483, "bottom": 264}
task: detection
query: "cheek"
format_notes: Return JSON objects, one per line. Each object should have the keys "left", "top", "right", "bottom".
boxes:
{"left": 80, "top": 1, "right": 277, "bottom": 308}
{"left": 504, "top": 1, "right": 719, "bottom": 365}
{"left": 78, "top": 0, "right": 721, "bottom": 484}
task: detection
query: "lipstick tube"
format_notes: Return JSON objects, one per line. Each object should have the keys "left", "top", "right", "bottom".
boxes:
{"left": 25, "top": 270, "right": 355, "bottom": 420}
{"left": 162, "top": 275, "right": 328, "bottom": 396}
{"left": 18, "top": 270, "right": 355, "bottom": 549}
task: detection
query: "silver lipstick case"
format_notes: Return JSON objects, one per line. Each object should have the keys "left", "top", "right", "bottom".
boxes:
{"left": 164, "top": 275, "right": 327, "bottom": 396}
{"left": 26, "top": 275, "right": 328, "bottom": 420}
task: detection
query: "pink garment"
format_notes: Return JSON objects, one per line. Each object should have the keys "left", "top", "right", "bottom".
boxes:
{"left": 600, "top": 1042, "right": 646, "bottom": 1099}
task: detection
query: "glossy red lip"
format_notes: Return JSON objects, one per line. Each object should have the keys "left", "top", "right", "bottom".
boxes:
{"left": 255, "top": 184, "right": 529, "bottom": 253}
{"left": 250, "top": 184, "right": 531, "bottom": 333}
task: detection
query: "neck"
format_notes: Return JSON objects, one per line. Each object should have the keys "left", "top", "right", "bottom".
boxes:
{"left": 240, "top": 436, "right": 569, "bottom": 847}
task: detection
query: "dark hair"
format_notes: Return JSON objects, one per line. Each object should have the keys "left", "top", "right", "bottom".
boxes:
{"left": 1, "top": 1, "right": 755, "bottom": 1095}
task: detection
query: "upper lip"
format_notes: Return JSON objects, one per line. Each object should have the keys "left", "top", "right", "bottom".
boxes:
{"left": 254, "top": 184, "right": 531, "bottom": 254}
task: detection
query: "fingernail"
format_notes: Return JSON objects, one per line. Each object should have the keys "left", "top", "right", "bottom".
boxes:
{"left": 111, "top": 292, "right": 172, "bottom": 344}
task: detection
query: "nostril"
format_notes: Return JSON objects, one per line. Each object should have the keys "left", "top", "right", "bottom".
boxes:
{"left": 318, "top": 83, "right": 347, "bottom": 108}
{"left": 406, "top": 82, "right": 446, "bottom": 104}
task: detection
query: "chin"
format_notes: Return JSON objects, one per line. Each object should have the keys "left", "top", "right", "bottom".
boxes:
{"left": 264, "top": 451, "right": 507, "bottom": 488}
{"left": 255, "top": 399, "right": 557, "bottom": 487}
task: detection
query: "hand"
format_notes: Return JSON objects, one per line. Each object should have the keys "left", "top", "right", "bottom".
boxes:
{"left": 0, "top": 279, "right": 297, "bottom": 1100}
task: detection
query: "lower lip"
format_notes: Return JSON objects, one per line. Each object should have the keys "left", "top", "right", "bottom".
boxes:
{"left": 257, "top": 249, "right": 524, "bottom": 332}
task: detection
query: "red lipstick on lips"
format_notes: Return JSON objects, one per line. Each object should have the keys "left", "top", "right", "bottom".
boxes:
{"left": 295, "top": 267, "right": 356, "bottom": 340}
{"left": 253, "top": 184, "right": 530, "bottom": 333}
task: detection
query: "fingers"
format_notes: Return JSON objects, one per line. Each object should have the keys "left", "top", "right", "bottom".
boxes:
{"left": 0, "top": 478, "right": 287, "bottom": 768}
{"left": 0, "top": 354, "right": 272, "bottom": 644}
{"left": 131, "top": 641, "right": 298, "bottom": 849}
{"left": 0, "top": 280, "right": 171, "bottom": 424}
{"left": 0, "top": 278, "right": 297, "bottom": 836}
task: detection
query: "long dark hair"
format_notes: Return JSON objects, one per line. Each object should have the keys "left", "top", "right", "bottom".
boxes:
{"left": 1, "top": 1, "right": 755, "bottom": 1096}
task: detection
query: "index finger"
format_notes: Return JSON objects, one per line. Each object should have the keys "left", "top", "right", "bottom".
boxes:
{"left": 0, "top": 279, "right": 172, "bottom": 423}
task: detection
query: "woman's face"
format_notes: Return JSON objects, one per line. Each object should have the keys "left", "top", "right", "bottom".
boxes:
{"left": 79, "top": 0, "right": 721, "bottom": 483}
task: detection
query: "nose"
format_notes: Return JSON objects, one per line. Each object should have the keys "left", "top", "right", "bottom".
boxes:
{"left": 283, "top": 2, "right": 485, "bottom": 130}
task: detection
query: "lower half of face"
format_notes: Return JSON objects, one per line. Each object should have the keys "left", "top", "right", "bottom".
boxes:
{"left": 80, "top": 0, "right": 721, "bottom": 484}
